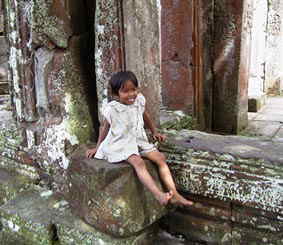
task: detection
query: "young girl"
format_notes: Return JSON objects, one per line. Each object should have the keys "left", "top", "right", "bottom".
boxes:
{"left": 86, "top": 71, "right": 193, "bottom": 206}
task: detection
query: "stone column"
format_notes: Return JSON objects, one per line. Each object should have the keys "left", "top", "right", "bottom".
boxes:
{"left": 123, "top": 0, "right": 161, "bottom": 123}
{"left": 95, "top": 0, "right": 125, "bottom": 121}
{"left": 160, "top": 0, "right": 194, "bottom": 114}
{"left": 212, "top": 0, "right": 252, "bottom": 133}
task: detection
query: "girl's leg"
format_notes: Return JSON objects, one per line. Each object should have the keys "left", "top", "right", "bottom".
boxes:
{"left": 144, "top": 150, "right": 193, "bottom": 206}
{"left": 127, "top": 154, "right": 173, "bottom": 205}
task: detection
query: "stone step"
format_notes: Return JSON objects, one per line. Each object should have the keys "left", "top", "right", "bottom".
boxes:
{"left": 0, "top": 188, "right": 157, "bottom": 244}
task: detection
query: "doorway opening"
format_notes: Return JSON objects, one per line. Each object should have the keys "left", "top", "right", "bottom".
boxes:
{"left": 243, "top": 0, "right": 283, "bottom": 138}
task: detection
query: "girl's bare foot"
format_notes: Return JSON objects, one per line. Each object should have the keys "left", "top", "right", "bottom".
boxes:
{"left": 170, "top": 192, "right": 193, "bottom": 207}
{"left": 156, "top": 190, "right": 173, "bottom": 205}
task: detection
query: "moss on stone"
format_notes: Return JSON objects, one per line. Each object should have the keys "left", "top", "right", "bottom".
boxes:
{"left": 32, "top": 0, "right": 70, "bottom": 48}
{"left": 161, "top": 115, "right": 198, "bottom": 131}
{"left": 0, "top": 168, "right": 35, "bottom": 206}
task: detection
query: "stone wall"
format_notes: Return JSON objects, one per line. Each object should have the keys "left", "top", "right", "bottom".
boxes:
{"left": 3, "top": 0, "right": 95, "bottom": 190}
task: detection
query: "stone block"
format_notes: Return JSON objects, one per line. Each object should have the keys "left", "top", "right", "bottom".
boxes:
{"left": 0, "top": 186, "right": 157, "bottom": 245}
{"left": 55, "top": 207, "right": 156, "bottom": 245}
{"left": 0, "top": 168, "right": 35, "bottom": 206}
{"left": 0, "top": 188, "right": 57, "bottom": 245}
{"left": 66, "top": 145, "right": 168, "bottom": 238}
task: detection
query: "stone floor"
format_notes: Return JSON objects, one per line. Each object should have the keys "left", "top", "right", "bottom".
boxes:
{"left": 242, "top": 96, "right": 283, "bottom": 140}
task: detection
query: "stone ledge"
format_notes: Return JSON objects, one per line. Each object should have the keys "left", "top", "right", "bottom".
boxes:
{"left": 159, "top": 129, "right": 283, "bottom": 244}
{"left": 160, "top": 130, "right": 283, "bottom": 214}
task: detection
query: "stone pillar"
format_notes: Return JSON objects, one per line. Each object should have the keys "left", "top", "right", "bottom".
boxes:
{"left": 123, "top": 0, "right": 161, "bottom": 123}
{"left": 193, "top": 0, "right": 214, "bottom": 131}
{"left": 95, "top": 0, "right": 125, "bottom": 120}
{"left": 212, "top": 0, "right": 252, "bottom": 133}
{"left": 160, "top": 0, "right": 194, "bottom": 114}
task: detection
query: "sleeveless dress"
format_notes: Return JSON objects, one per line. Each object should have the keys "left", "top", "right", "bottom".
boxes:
{"left": 95, "top": 93, "right": 156, "bottom": 163}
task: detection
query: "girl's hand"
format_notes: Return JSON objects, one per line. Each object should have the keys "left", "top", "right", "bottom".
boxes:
{"left": 86, "top": 148, "right": 97, "bottom": 158}
{"left": 153, "top": 132, "right": 166, "bottom": 142}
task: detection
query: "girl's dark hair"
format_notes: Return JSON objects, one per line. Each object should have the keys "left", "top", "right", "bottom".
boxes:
{"left": 109, "top": 71, "right": 138, "bottom": 95}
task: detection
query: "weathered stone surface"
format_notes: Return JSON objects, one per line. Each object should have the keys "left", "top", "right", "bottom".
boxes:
{"left": 231, "top": 226, "right": 283, "bottom": 245}
{"left": 163, "top": 196, "right": 283, "bottom": 244}
{"left": 31, "top": 0, "right": 75, "bottom": 48}
{"left": 0, "top": 186, "right": 158, "bottom": 245}
{"left": 159, "top": 129, "right": 283, "bottom": 244}
{"left": 212, "top": 0, "right": 251, "bottom": 133}
{"left": 0, "top": 188, "right": 57, "bottom": 245}
{"left": 55, "top": 207, "right": 157, "bottom": 245}
{"left": 66, "top": 145, "right": 168, "bottom": 238}
{"left": 194, "top": 0, "right": 214, "bottom": 131}
{"left": 0, "top": 168, "right": 35, "bottom": 206}
{"left": 95, "top": 0, "right": 124, "bottom": 121}
{"left": 123, "top": 0, "right": 161, "bottom": 123}
{"left": 4, "top": 0, "right": 95, "bottom": 184}
{"left": 163, "top": 209, "right": 232, "bottom": 244}
{"left": 161, "top": 0, "right": 194, "bottom": 113}
{"left": 0, "top": 118, "right": 39, "bottom": 180}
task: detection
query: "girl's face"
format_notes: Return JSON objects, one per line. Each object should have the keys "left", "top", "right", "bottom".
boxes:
{"left": 118, "top": 80, "right": 138, "bottom": 105}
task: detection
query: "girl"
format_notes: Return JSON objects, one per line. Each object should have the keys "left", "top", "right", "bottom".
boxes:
{"left": 86, "top": 71, "right": 193, "bottom": 206}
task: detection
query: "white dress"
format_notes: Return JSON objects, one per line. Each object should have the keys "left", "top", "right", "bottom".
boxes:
{"left": 95, "top": 93, "right": 156, "bottom": 163}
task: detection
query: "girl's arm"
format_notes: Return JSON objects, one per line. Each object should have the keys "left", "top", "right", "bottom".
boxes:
{"left": 143, "top": 110, "right": 166, "bottom": 142}
{"left": 86, "top": 119, "right": 110, "bottom": 158}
